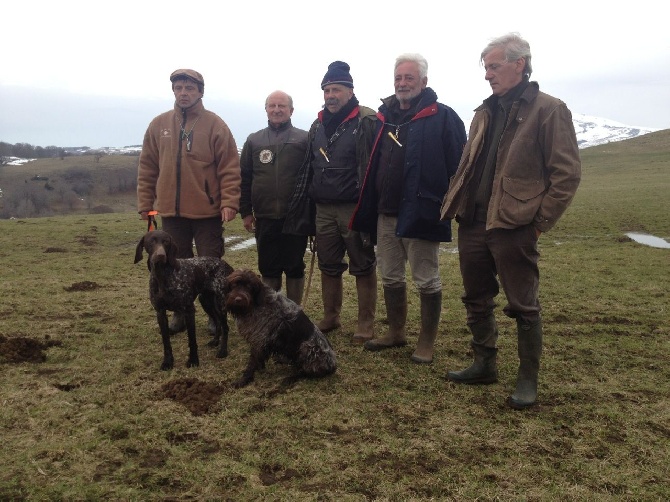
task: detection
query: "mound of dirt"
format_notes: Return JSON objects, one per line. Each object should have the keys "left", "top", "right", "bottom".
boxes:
{"left": 0, "top": 335, "right": 62, "bottom": 363}
{"left": 64, "top": 281, "right": 100, "bottom": 292}
{"left": 161, "top": 378, "right": 225, "bottom": 416}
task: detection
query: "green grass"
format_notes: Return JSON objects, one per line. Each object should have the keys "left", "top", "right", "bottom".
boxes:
{"left": 0, "top": 131, "right": 668, "bottom": 500}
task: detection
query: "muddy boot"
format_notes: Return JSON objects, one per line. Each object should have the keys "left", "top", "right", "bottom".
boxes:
{"left": 262, "top": 276, "right": 282, "bottom": 292}
{"left": 364, "top": 285, "right": 407, "bottom": 351}
{"left": 508, "top": 318, "right": 543, "bottom": 410}
{"left": 447, "top": 315, "right": 498, "bottom": 384}
{"left": 411, "top": 291, "right": 442, "bottom": 364}
{"left": 352, "top": 271, "right": 377, "bottom": 344}
{"left": 317, "top": 273, "right": 342, "bottom": 333}
{"left": 168, "top": 312, "right": 186, "bottom": 335}
{"left": 285, "top": 277, "right": 305, "bottom": 305}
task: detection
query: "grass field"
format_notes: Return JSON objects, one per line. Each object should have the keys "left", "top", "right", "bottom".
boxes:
{"left": 0, "top": 131, "right": 668, "bottom": 500}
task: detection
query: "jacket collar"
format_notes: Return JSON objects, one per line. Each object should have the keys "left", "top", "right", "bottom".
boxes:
{"left": 318, "top": 95, "right": 360, "bottom": 125}
{"left": 477, "top": 81, "right": 539, "bottom": 113}
{"left": 268, "top": 119, "right": 292, "bottom": 132}
{"left": 174, "top": 98, "right": 205, "bottom": 116}
{"left": 379, "top": 87, "right": 439, "bottom": 120}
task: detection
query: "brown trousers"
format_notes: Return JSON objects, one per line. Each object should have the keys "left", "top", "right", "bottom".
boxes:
{"left": 161, "top": 216, "right": 224, "bottom": 259}
{"left": 457, "top": 222, "right": 541, "bottom": 325}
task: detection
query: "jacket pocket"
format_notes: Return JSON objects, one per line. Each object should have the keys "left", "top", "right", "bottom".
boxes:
{"left": 497, "top": 177, "right": 546, "bottom": 226}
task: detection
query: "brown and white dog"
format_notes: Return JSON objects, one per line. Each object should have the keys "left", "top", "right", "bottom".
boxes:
{"left": 134, "top": 230, "right": 232, "bottom": 370}
{"left": 223, "top": 269, "right": 337, "bottom": 387}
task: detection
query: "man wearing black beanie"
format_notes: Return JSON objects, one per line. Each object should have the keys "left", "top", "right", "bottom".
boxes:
{"left": 285, "top": 61, "right": 378, "bottom": 344}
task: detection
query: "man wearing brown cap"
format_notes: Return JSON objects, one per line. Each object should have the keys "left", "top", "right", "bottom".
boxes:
{"left": 137, "top": 69, "right": 241, "bottom": 333}
{"left": 284, "top": 61, "right": 378, "bottom": 344}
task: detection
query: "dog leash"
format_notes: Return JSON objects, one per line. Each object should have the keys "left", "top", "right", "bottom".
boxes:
{"left": 302, "top": 236, "right": 316, "bottom": 305}
{"left": 147, "top": 210, "right": 159, "bottom": 232}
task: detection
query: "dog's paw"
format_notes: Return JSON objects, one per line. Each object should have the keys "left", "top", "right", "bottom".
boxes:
{"left": 160, "top": 359, "right": 174, "bottom": 371}
{"left": 186, "top": 358, "right": 200, "bottom": 368}
{"left": 216, "top": 348, "right": 228, "bottom": 359}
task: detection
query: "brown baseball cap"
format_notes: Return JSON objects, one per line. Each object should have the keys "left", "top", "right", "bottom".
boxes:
{"left": 169, "top": 69, "right": 204, "bottom": 86}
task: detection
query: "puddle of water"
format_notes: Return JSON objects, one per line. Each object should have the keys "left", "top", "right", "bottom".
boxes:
{"left": 625, "top": 232, "right": 670, "bottom": 249}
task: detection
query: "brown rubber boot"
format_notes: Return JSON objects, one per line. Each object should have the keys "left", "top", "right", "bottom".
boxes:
{"left": 364, "top": 285, "right": 407, "bottom": 351}
{"left": 447, "top": 315, "right": 499, "bottom": 384}
{"left": 508, "top": 318, "right": 543, "bottom": 409}
{"left": 317, "top": 273, "right": 342, "bottom": 333}
{"left": 285, "top": 277, "right": 305, "bottom": 305}
{"left": 352, "top": 271, "right": 377, "bottom": 344}
{"left": 411, "top": 291, "right": 442, "bottom": 364}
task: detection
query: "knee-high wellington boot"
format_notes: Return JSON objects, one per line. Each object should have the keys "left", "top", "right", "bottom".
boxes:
{"left": 364, "top": 285, "right": 407, "bottom": 351}
{"left": 410, "top": 291, "right": 442, "bottom": 364}
{"left": 447, "top": 314, "right": 499, "bottom": 384}
{"left": 508, "top": 318, "right": 542, "bottom": 409}
{"left": 317, "top": 273, "right": 343, "bottom": 333}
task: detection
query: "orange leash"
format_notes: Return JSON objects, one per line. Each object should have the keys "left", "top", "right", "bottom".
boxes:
{"left": 147, "top": 210, "right": 158, "bottom": 231}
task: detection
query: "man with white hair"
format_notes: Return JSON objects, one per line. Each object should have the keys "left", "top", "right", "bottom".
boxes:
{"left": 351, "top": 53, "right": 466, "bottom": 363}
{"left": 441, "top": 33, "right": 581, "bottom": 409}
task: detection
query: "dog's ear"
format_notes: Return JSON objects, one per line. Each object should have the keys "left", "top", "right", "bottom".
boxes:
{"left": 252, "top": 272, "right": 267, "bottom": 306}
{"left": 166, "top": 237, "right": 180, "bottom": 270}
{"left": 134, "top": 236, "right": 145, "bottom": 264}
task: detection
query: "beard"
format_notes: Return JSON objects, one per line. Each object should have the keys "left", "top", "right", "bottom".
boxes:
{"left": 395, "top": 88, "right": 421, "bottom": 104}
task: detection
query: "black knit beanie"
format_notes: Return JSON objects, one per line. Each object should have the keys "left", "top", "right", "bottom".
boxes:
{"left": 321, "top": 61, "right": 354, "bottom": 89}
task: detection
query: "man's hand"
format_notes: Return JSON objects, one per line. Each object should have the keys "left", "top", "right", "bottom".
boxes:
{"left": 242, "top": 214, "right": 256, "bottom": 232}
{"left": 222, "top": 207, "right": 237, "bottom": 223}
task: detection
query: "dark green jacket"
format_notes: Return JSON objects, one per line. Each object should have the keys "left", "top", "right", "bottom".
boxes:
{"left": 239, "top": 120, "right": 308, "bottom": 219}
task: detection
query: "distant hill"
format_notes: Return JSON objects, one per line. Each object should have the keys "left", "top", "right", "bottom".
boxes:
{"left": 1, "top": 114, "right": 660, "bottom": 162}
{"left": 87, "top": 115, "right": 661, "bottom": 152}
{"left": 572, "top": 114, "right": 657, "bottom": 149}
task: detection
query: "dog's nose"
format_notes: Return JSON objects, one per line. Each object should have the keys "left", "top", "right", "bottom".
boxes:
{"left": 151, "top": 249, "right": 167, "bottom": 264}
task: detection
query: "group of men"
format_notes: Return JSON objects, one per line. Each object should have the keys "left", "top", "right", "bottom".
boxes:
{"left": 136, "top": 32, "right": 582, "bottom": 409}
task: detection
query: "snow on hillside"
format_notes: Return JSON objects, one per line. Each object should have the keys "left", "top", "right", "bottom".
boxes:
{"left": 2, "top": 115, "right": 661, "bottom": 166}
{"left": 572, "top": 113, "right": 657, "bottom": 149}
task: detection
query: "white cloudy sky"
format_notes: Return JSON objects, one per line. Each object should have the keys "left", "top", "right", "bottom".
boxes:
{"left": 2, "top": 0, "right": 668, "bottom": 148}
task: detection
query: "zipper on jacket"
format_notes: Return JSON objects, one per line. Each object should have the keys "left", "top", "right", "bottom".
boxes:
{"left": 204, "top": 180, "right": 214, "bottom": 205}
{"left": 175, "top": 109, "right": 186, "bottom": 216}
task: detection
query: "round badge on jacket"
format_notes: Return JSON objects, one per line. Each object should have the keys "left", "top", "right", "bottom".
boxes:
{"left": 259, "top": 149, "right": 274, "bottom": 164}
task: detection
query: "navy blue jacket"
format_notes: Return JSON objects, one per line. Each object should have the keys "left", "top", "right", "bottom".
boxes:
{"left": 350, "top": 88, "right": 466, "bottom": 242}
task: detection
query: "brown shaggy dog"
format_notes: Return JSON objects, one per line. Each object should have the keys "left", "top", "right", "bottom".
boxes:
{"left": 224, "top": 269, "right": 337, "bottom": 388}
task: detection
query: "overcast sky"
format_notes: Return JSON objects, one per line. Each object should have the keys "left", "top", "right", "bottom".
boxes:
{"left": 2, "top": 0, "right": 668, "bottom": 149}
